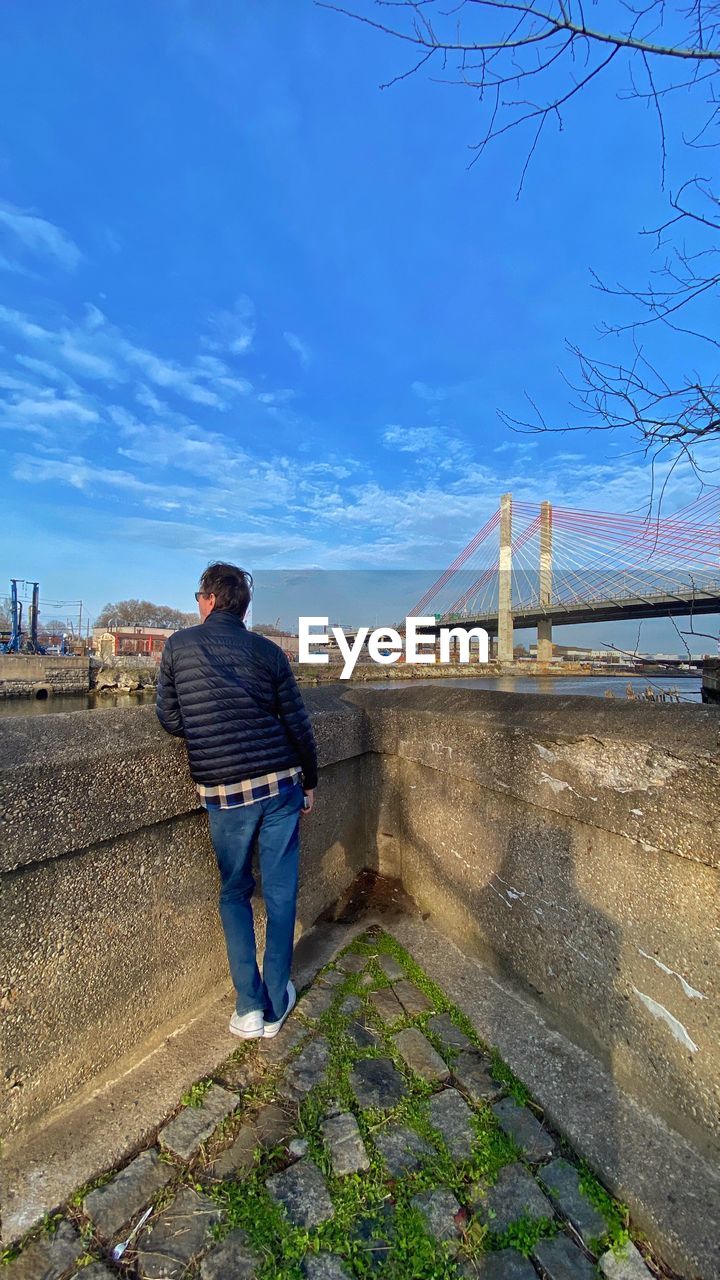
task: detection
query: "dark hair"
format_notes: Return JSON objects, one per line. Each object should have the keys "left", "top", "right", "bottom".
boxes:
{"left": 199, "top": 562, "right": 253, "bottom": 617}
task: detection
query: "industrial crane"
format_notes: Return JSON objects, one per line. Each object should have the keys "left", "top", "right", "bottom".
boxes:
{"left": 0, "top": 580, "right": 45, "bottom": 654}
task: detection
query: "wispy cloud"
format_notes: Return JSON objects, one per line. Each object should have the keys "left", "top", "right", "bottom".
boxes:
{"left": 382, "top": 425, "right": 437, "bottom": 454}
{"left": 258, "top": 388, "right": 296, "bottom": 406}
{"left": 0, "top": 253, "right": 36, "bottom": 278}
{"left": 195, "top": 355, "right": 253, "bottom": 396}
{"left": 303, "top": 460, "right": 356, "bottom": 480}
{"left": 9, "top": 413, "right": 710, "bottom": 570}
{"left": 0, "top": 371, "right": 38, "bottom": 394}
{"left": 0, "top": 304, "right": 54, "bottom": 342}
{"left": 58, "top": 334, "right": 118, "bottom": 379}
{"left": 113, "top": 516, "right": 315, "bottom": 560}
{"left": 112, "top": 405, "right": 251, "bottom": 481}
{"left": 0, "top": 301, "right": 254, "bottom": 410}
{"left": 205, "top": 295, "right": 256, "bottom": 355}
{"left": 0, "top": 204, "right": 81, "bottom": 271}
{"left": 16, "top": 355, "right": 83, "bottom": 392}
{"left": 118, "top": 340, "right": 224, "bottom": 407}
{"left": 13, "top": 395, "right": 99, "bottom": 425}
{"left": 283, "top": 330, "right": 312, "bottom": 366}
{"left": 0, "top": 381, "right": 101, "bottom": 442}
{"left": 493, "top": 439, "right": 538, "bottom": 454}
{"left": 411, "top": 376, "right": 482, "bottom": 404}
{"left": 12, "top": 452, "right": 192, "bottom": 500}
{"left": 411, "top": 379, "right": 449, "bottom": 403}
{"left": 381, "top": 423, "right": 472, "bottom": 472}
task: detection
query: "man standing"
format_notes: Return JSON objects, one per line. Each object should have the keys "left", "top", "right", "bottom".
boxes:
{"left": 156, "top": 563, "right": 318, "bottom": 1042}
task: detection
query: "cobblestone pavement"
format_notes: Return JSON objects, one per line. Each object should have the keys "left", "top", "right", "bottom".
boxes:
{"left": 2, "top": 930, "right": 663, "bottom": 1280}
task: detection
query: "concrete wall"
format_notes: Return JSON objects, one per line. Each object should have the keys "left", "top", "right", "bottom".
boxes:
{"left": 0, "top": 654, "right": 89, "bottom": 698}
{"left": 90, "top": 655, "right": 161, "bottom": 671}
{"left": 1, "top": 685, "right": 717, "bottom": 1170}
{"left": 345, "top": 686, "right": 720, "bottom": 1163}
{"left": 0, "top": 690, "right": 377, "bottom": 1137}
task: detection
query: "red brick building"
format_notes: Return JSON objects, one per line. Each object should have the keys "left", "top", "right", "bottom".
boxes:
{"left": 93, "top": 626, "right": 176, "bottom": 657}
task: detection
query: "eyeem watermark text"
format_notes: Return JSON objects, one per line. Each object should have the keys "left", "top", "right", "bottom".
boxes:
{"left": 299, "top": 616, "right": 489, "bottom": 680}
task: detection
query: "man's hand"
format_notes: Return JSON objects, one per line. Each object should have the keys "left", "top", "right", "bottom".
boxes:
{"left": 302, "top": 789, "right": 315, "bottom": 814}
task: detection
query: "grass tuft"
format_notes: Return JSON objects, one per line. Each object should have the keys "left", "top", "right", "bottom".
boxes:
{"left": 577, "top": 1159, "right": 631, "bottom": 1254}
{"left": 181, "top": 1078, "right": 214, "bottom": 1108}
{"left": 491, "top": 1211, "right": 558, "bottom": 1255}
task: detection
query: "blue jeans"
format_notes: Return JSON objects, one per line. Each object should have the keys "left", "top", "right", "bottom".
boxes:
{"left": 207, "top": 782, "right": 303, "bottom": 1020}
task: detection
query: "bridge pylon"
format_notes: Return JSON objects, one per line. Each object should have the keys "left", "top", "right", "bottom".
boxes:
{"left": 537, "top": 500, "right": 553, "bottom": 662}
{"left": 497, "top": 492, "right": 514, "bottom": 662}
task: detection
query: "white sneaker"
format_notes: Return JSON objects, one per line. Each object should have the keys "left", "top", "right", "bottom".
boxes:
{"left": 263, "top": 981, "right": 296, "bottom": 1039}
{"left": 229, "top": 1009, "right": 264, "bottom": 1039}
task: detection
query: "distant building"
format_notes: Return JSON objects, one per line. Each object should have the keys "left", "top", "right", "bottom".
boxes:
{"left": 527, "top": 642, "right": 624, "bottom": 663}
{"left": 92, "top": 625, "right": 176, "bottom": 657}
{"left": 253, "top": 627, "right": 300, "bottom": 661}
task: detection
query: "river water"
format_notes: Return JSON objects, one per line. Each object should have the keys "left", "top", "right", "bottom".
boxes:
{"left": 0, "top": 690, "right": 157, "bottom": 718}
{"left": 366, "top": 674, "right": 702, "bottom": 702}
{"left": 0, "top": 673, "right": 702, "bottom": 718}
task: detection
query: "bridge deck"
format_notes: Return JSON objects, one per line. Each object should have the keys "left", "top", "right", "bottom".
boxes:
{"left": 438, "top": 589, "right": 720, "bottom": 635}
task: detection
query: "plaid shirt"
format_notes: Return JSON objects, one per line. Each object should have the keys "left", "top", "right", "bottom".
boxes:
{"left": 197, "top": 765, "right": 302, "bottom": 810}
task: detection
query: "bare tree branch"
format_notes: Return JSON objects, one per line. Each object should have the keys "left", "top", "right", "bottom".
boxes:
{"left": 321, "top": 1, "right": 720, "bottom": 495}
{"left": 319, "top": 2, "right": 720, "bottom": 60}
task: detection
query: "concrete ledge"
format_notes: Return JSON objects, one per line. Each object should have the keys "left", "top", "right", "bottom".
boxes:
{"left": 345, "top": 685, "right": 720, "bottom": 868}
{"left": 0, "top": 687, "right": 371, "bottom": 874}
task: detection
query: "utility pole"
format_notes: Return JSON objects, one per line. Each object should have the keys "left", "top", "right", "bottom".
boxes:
{"left": 537, "top": 500, "right": 553, "bottom": 662}
{"left": 497, "top": 492, "right": 514, "bottom": 663}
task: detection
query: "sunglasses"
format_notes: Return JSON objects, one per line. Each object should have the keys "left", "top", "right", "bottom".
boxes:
{"left": 194, "top": 591, "right": 213, "bottom": 602}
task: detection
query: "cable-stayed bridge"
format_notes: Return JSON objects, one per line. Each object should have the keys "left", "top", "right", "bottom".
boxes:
{"left": 408, "top": 488, "right": 720, "bottom": 661}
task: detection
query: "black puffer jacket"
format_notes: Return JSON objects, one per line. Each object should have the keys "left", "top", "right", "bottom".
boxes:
{"left": 156, "top": 609, "right": 318, "bottom": 789}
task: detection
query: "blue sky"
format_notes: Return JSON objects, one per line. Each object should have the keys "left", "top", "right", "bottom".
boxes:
{"left": 0, "top": 1, "right": 717, "bottom": 650}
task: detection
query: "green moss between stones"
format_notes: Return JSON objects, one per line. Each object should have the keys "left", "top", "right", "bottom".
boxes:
{"left": 68, "top": 1168, "right": 115, "bottom": 1207}
{"left": 0, "top": 1212, "right": 63, "bottom": 1268}
{"left": 487, "top": 1051, "right": 531, "bottom": 1107}
{"left": 578, "top": 1159, "right": 631, "bottom": 1254}
{"left": 181, "top": 1078, "right": 214, "bottom": 1108}
{"left": 491, "top": 1211, "right": 558, "bottom": 1255}
{"left": 2, "top": 927, "right": 647, "bottom": 1279}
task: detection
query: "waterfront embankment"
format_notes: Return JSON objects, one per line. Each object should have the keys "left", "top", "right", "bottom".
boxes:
{"left": 0, "top": 664, "right": 704, "bottom": 715}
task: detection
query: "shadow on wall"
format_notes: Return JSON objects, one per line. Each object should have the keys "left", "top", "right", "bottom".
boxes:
{"left": 391, "top": 750, "right": 715, "bottom": 1168}
{"left": 481, "top": 807, "right": 716, "bottom": 1252}
{"left": 394, "top": 785, "right": 619, "bottom": 1184}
